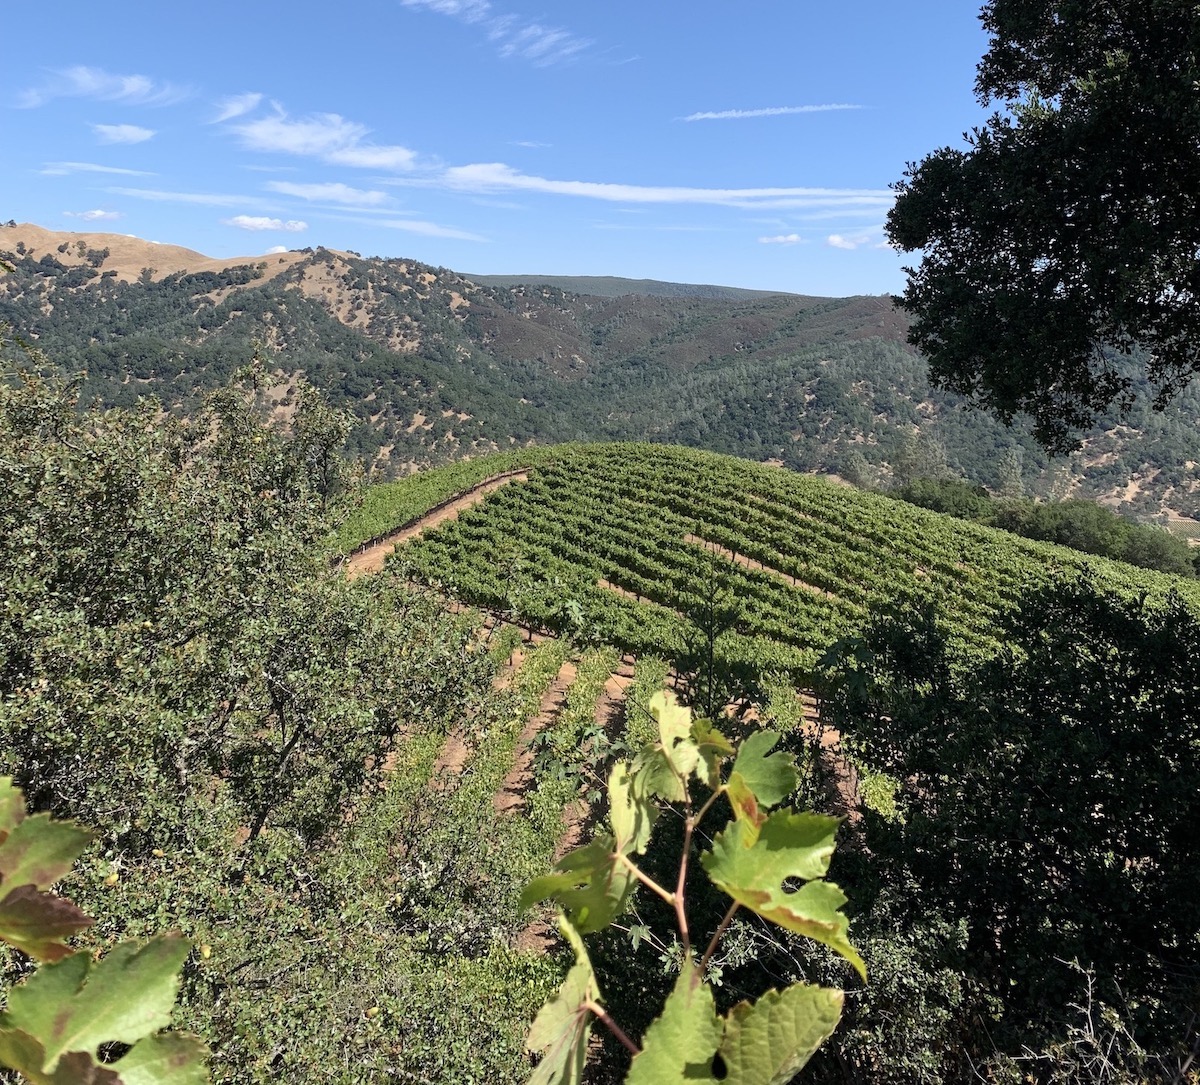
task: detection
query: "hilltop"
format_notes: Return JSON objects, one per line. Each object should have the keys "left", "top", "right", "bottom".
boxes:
{"left": 340, "top": 443, "right": 1200, "bottom": 687}
{"left": 5, "top": 222, "right": 1200, "bottom": 518}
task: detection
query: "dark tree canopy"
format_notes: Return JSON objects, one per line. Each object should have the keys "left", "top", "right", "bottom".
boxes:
{"left": 887, "top": 1, "right": 1200, "bottom": 451}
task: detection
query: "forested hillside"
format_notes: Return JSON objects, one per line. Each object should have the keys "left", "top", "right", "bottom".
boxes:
{"left": 1, "top": 354, "right": 1196, "bottom": 1082}
{"left": 5, "top": 222, "right": 1200, "bottom": 520}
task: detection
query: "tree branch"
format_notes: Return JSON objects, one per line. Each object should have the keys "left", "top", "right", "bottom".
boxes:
{"left": 584, "top": 999, "right": 640, "bottom": 1056}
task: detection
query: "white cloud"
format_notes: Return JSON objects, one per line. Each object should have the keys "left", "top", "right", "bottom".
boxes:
{"left": 92, "top": 123, "right": 155, "bottom": 144}
{"left": 265, "top": 246, "right": 289, "bottom": 254}
{"left": 231, "top": 107, "right": 417, "bottom": 171}
{"left": 377, "top": 218, "right": 486, "bottom": 241}
{"left": 402, "top": 0, "right": 491, "bottom": 20}
{"left": 235, "top": 110, "right": 367, "bottom": 156}
{"left": 63, "top": 209, "right": 122, "bottom": 222}
{"left": 212, "top": 92, "right": 263, "bottom": 123}
{"left": 492, "top": 21, "right": 589, "bottom": 65}
{"left": 326, "top": 145, "right": 417, "bottom": 170}
{"left": 108, "top": 187, "right": 264, "bottom": 208}
{"left": 759, "top": 233, "right": 806, "bottom": 245}
{"left": 827, "top": 233, "right": 866, "bottom": 250}
{"left": 512, "top": 140, "right": 550, "bottom": 148}
{"left": 223, "top": 215, "right": 308, "bottom": 232}
{"left": 682, "top": 104, "right": 862, "bottom": 122}
{"left": 403, "top": 0, "right": 589, "bottom": 66}
{"left": 41, "top": 161, "right": 155, "bottom": 176}
{"left": 19, "top": 66, "right": 189, "bottom": 108}
{"left": 437, "top": 162, "right": 894, "bottom": 211}
{"left": 266, "top": 181, "right": 389, "bottom": 207}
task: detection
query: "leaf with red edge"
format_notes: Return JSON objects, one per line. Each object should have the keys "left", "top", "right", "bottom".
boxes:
{"left": 0, "top": 885, "right": 93, "bottom": 962}
{"left": 0, "top": 812, "right": 93, "bottom": 893}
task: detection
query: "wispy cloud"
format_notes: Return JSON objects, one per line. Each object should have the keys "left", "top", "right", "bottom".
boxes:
{"left": 435, "top": 162, "right": 894, "bottom": 211}
{"left": 402, "top": 0, "right": 590, "bottom": 66}
{"left": 489, "top": 18, "right": 589, "bottom": 65}
{"left": 266, "top": 181, "right": 389, "bottom": 207}
{"left": 92, "top": 123, "right": 155, "bottom": 144}
{"left": 326, "top": 211, "right": 486, "bottom": 241}
{"left": 19, "top": 66, "right": 189, "bottom": 108}
{"left": 403, "top": 0, "right": 490, "bottom": 19}
{"left": 223, "top": 215, "right": 308, "bottom": 232}
{"left": 825, "top": 228, "right": 885, "bottom": 250}
{"left": 63, "top": 209, "right": 122, "bottom": 222}
{"left": 682, "top": 104, "right": 862, "bottom": 122}
{"left": 229, "top": 107, "right": 417, "bottom": 171}
{"left": 212, "top": 92, "right": 263, "bottom": 123}
{"left": 327, "top": 145, "right": 418, "bottom": 170}
{"left": 759, "top": 233, "right": 806, "bottom": 245}
{"left": 265, "top": 246, "right": 290, "bottom": 254}
{"left": 107, "top": 187, "right": 266, "bottom": 208}
{"left": 377, "top": 218, "right": 487, "bottom": 241}
{"left": 41, "top": 161, "right": 155, "bottom": 177}
{"left": 512, "top": 140, "right": 550, "bottom": 148}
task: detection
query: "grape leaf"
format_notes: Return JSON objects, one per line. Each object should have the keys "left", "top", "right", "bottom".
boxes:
{"left": 625, "top": 963, "right": 722, "bottom": 1085}
{"left": 520, "top": 837, "right": 635, "bottom": 934}
{"left": 701, "top": 812, "right": 866, "bottom": 980}
{"left": 724, "top": 774, "right": 766, "bottom": 846}
{"left": 0, "top": 885, "right": 93, "bottom": 962}
{"left": 0, "top": 780, "right": 94, "bottom": 961}
{"left": 0, "top": 936, "right": 192, "bottom": 1071}
{"left": 526, "top": 918, "right": 598, "bottom": 1085}
{"left": 0, "top": 779, "right": 27, "bottom": 838}
{"left": 649, "top": 692, "right": 699, "bottom": 784}
{"left": 692, "top": 717, "right": 734, "bottom": 791}
{"left": 730, "top": 731, "right": 797, "bottom": 808}
{"left": 608, "top": 762, "right": 655, "bottom": 856}
{"left": 631, "top": 747, "right": 686, "bottom": 804}
{"left": 0, "top": 1027, "right": 207, "bottom": 1085}
{"left": 0, "top": 812, "right": 93, "bottom": 893}
{"left": 0, "top": 1028, "right": 120, "bottom": 1084}
{"left": 719, "top": 984, "right": 844, "bottom": 1085}
{"left": 111, "top": 1033, "right": 210, "bottom": 1085}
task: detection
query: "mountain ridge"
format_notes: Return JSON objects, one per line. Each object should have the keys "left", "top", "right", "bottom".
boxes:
{"left": 4, "top": 222, "right": 1200, "bottom": 522}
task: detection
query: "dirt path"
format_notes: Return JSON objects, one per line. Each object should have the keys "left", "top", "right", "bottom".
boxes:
{"left": 684, "top": 533, "right": 837, "bottom": 599}
{"left": 515, "top": 660, "right": 633, "bottom": 953}
{"left": 494, "top": 660, "right": 578, "bottom": 814}
{"left": 345, "top": 471, "right": 528, "bottom": 578}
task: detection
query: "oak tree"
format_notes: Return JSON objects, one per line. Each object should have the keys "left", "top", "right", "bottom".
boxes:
{"left": 887, "top": 1, "right": 1200, "bottom": 451}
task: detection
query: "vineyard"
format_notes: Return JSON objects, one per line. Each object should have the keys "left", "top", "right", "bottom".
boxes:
{"left": 342, "top": 442, "right": 1200, "bottom": 687}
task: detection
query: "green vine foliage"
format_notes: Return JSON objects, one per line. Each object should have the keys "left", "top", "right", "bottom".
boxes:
{"left": 521, "top": 693, "right": 863, "bottom": 1084}
{"left": 0, "top": 778, "right": 208, "bottom": 1084}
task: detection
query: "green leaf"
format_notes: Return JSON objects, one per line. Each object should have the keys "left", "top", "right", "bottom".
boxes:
{"left": 0, "top": 885, "right": 93, "bottom": 962}
{"left": 519, "top": 838, "right": 635, "bottom": 934}
{"left": 0, "top": 1028, "right": 120, "bottom": 1084}
{"left": 724, "top": 774, "right": 766, "bottom": 846}
{"left": 625, "top": 963, "right": 722, "bottom": 1085}
{"left": 649, "top": 691, "right": 699, "bottom": 785}
{"left": 0, "top": 812, "right": 94, "bottom": 893}
{"left": 692, "top": 717, "right": 734, "bottom": 791}
{"left": 1, "top": 937, "right": 193, "bottom": 1071}
{"left": 608, "top": 762, "right": 656, "bottom": 856}
{"left": 111, "top": 1034, "right": 210, "bottom": 1085}
{"left": 0, "top": 779, "right": 27, "bottom": 838}
{"left": 0, "top": 780, "right": 94, "bottom": 961}
{"left": 720, "top": 984, "right": 844, "bottom": 1085}
{"left": 631, "top": 747, "right": 686, "bottom": 804}
{"left": 701, "top": 812, "right": 866, "bottom": 980}
{"left": 730, "top": 731, "right": 797, "bottom": 808}
{"left": 526, "top": 918, "right": 598, "bottom": 1085}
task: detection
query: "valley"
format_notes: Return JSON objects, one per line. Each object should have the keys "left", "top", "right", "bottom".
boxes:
{"left": 6, "top": 222, "right": 1200, "bottom": 524}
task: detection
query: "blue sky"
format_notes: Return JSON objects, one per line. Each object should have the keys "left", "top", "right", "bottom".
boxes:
{"left": 4, "top": 2, "right": 990, "bottom": 296}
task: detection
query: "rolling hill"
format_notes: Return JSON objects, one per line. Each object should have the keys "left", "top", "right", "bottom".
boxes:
{"left": 5, "top": 221, "right": 1200, "bottom": 519}
{"left": 338, "top": 443, "right": 1200, "bottom": 695}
